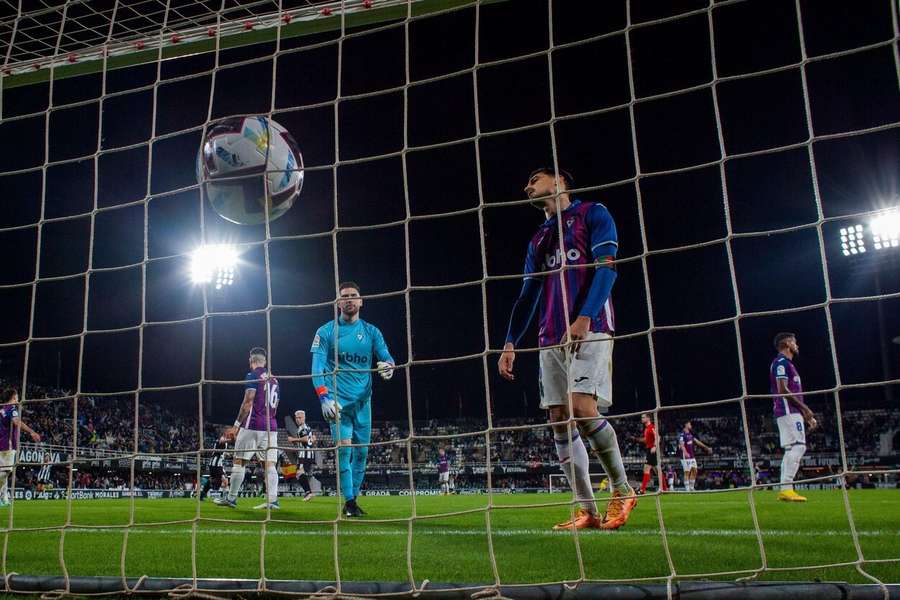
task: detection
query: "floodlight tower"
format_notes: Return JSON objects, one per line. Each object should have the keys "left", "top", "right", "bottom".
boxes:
{"left": 190, "top": 244, "right": 239, "bottom": 417}
{"left": 836, "top": 208, "right": 900, "bottom": 404}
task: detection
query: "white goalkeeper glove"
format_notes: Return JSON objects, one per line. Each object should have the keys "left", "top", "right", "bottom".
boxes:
{"left": 320, "top": 393, "right": 338, "bottom": 421}
{"left": 377, "top": 361, "right": 394, "bottom": 381}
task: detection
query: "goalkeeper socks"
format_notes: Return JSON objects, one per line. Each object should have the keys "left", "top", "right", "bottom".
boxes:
{"left": 579, "top": 418, "right": 629, "bottom": 494}
{"left": 640, "top": 472, "right": 650, "bottom": 493}
{"left": 351, "top": 445, "right": 369, "bottom": 499}
{"left": 298, "top": 473, "right": 311, "bottom": 494}
{"left": 265, "top": 464, "right": 279, "bottom": 504}
{"left": 338, "top": 445, "right": 354, "bottom": 500}
{"left": 228, "top": 464, "right": 246, "bottom": 499}
{"left": 554, "top": 429, "right": 596, "bottom": 514}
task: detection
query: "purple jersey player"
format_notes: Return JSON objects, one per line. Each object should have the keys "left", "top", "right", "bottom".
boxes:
{"left": 216, "top": 347, "right": 281, "bottom": 510}
{"left": 770, "top": 333, "right": 817, "bottom": 502}
{"left": 244, "top": 365, "right": 279, "bottom": 433}
{"left": 437, "top": 448, "right": 451, "bottom": 495}
{"left": 678, "top": 421, "right": 711, "bottom": 492}
{"left": 498, "top": 167, "right": 635, "bottom": 531}
{"left": 0, "top": 387, "right": 41, "bottom": 506}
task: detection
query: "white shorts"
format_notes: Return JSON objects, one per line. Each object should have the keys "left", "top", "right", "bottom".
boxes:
{"left": 0, "top": 450, "right": 15, "bottom": 470}
{"left": 777, "top": 413, "right": 806, "bottom": 447}
{"left": 439, "top": 471, "right": 449, "bottom": 483}
{"left": 539, "top": 332, "right": 613, "bottom": 409}
{"left": 681, "top": 458, "right": 698, "bottom": 472}
{"left": 235, "top": 429, "right": 279, "bottom": 463}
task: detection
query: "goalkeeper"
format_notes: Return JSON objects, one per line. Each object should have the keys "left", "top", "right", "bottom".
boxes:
{"left": 311, "top": 281, "right": 395, "bottom": 518}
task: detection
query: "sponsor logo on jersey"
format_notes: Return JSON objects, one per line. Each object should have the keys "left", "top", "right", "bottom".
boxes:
{"left": 340, "top": 352, "right": 369, "bottom": 365}
{"left": 311, "top": 335, "right": 321, "bottom": 349}
{"left": 544, "top": 247, "right": 581, "bottom": 268}
{"left": 776, "top": 365, "right": 786, "bottom": 376}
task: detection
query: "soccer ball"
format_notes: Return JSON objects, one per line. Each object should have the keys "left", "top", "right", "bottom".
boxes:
{"left": 196, "top": 116, "right": 303, "bottom": 225}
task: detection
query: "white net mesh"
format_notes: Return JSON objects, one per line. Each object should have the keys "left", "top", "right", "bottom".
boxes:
{"left": 0, "top": 0, "right": 898, "bottom": 596}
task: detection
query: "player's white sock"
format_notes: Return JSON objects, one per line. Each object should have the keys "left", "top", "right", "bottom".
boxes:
{"left": 579, "top": 418, "right": 629, "bottom": 494}
{"left": 781, "top": 444, "right": 806, "bottom": 491}
{"left": 0, "top": 471, "right": 8, "bottom": 501}
{"left": 266, "top": 464, "right": 278, "bottom": 504}
{"left": 554, "top": 430, "right": 597, "bottom": 514}
{"left": 228, "top": 464, "right": 246, "bottom": 499}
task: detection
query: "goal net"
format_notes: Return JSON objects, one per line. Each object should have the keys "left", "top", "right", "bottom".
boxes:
{"left": 1, "top": 0, "right": 898, "bottom": 597}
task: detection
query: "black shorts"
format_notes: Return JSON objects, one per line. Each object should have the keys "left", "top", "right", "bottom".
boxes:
{"left": 210, "top": 466, "right": 224, "bottom": 482}
{"left": 645, "top": 450, "right": 658, "bottom": 467}
{"left": 300, "top": 460, "right": 315, "bottom": 474}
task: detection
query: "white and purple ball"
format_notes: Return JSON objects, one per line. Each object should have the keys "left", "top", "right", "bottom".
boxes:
{"left": 197, "top": 116, "right": 303, "bottom": 225}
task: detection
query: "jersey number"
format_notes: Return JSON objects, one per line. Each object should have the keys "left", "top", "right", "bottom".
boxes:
{"left": 796, "top": 421, "right": 803, "bottom": 432}
{"left": 267, "top": 383, "right": 280, "bottom": 410}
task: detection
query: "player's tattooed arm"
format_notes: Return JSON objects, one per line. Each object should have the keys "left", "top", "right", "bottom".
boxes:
{"left": 232, "top": 388, "right": 256, "bottom": 429}
{"left": 12, "top": 416, "right": 41, "bottom": 442}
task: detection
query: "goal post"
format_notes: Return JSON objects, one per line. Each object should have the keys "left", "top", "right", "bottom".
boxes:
{"left": 548, "top": 473, "right": 610, "bottom": 495}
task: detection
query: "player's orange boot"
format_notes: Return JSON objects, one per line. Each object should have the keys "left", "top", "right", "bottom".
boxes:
{"left": 600, "top": 487, "right": 637, "bottom": 530}
{"left": 552, "top": 508, "right": 602, "bottom": 530}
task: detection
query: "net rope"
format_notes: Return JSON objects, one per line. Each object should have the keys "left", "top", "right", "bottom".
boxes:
{"left": 0, "top": 0, "right": 897, "bottom": 597}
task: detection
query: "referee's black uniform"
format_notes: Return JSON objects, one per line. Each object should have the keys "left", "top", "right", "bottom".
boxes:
{"left": 200, "top": 438, "right": 229, "bottom": 500}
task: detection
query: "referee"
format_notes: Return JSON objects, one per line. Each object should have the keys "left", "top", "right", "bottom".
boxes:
{"left": 638, "top": 413, "right": 667, "bottom": 494}
{"left": 287, "top": 410, "right": 315, "bottom": 501}
{"left": 200, "top": 433, "right": 230, "bottom": 501}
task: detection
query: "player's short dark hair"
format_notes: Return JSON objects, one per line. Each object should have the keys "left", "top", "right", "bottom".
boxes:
{"left": 0, "top": 387, "right": 18, "bottom": 403}
{"left": 773, "top": 332, "right": 796, "bottom": 350}
{"left": 641, "top": 412, "right": 651, "bottom": 419}
{"left": 529, "top": 167, "right": 575, "bottom": 188}
{"left": 338, "top": 281, "right": 361, "bottom": 295}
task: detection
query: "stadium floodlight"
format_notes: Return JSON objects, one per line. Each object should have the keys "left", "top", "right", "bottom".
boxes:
{"left": 839, "top": 224, "right": 866, "bottom": 257}
{"left": 190, "top": 244, "right": 238, "bottom": 289}
{"left": 870, "top": 210, "right": 900, "bottom": 251}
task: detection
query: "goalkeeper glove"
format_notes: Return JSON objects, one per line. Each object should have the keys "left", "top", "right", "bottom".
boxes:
{"left": 320, "top": 394, "right": 338, "bottom": 421}
{"left": 377, "top": 361, "right": 394, "bottom": 381}
{"left": 317, "top": 386, "right": 338, "bottom": 421}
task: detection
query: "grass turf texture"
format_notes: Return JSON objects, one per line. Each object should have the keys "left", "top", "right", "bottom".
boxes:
{"left": 2, "top": 490, "right": 898, "bottom": 585}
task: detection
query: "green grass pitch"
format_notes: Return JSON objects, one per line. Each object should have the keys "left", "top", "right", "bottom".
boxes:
{"left": 2, "top": 490, "right": 898, "bottom": 585}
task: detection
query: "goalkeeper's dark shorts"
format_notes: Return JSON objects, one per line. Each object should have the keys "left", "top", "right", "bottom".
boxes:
{"left": 644, "top": 450, "right": 658, "bottom": 467}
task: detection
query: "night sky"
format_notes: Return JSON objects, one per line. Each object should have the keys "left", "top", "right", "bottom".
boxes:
{"left": 0, "top": 0, "right": 897, "bottom": 431}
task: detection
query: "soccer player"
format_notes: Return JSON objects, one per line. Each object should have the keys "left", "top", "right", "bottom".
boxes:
{"left": 0, "top": 387, "right": 41, "bottom": 506}
{"left": 638, "top": 413, "right": 667, "bottom": 494}
{"left": 498, "top": 167, "right": 636, "bottom": 530}
{"left": 770, "top": 332, "right": 817, "bottom": 502}
{"left": 286, "top": 409, "right": 316, "bottom": 501}
{"left": 311, "top": 281, "right": 395, "bottom": 518}
{"left": 200, "top": 432, "right": 229, "bottom": 501}
{"left": 678, "top": 421, "right": 712, "bottom": 492}
{"left": 666, "top": 464, "right": 675, "bottom": 491}
{"left": 436, "top": 447, "right": 451, "bottom": 495}
{"left": 215, "top": 347, "right": 281, "bottom": 510}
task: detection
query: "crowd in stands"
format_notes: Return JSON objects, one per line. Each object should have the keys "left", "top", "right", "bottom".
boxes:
{"left": 4, "top": 379, "right": 898, "bottom": 492}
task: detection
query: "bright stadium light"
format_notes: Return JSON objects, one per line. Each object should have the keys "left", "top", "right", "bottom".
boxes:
{"left": 839, "top": 224, "right": 866, "bottom": 257}
{"left": 870, "top": 209, "right": 900, "bottom": 251}
{"left": 190, "top": 244, "right": 238, "bottom": 289}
